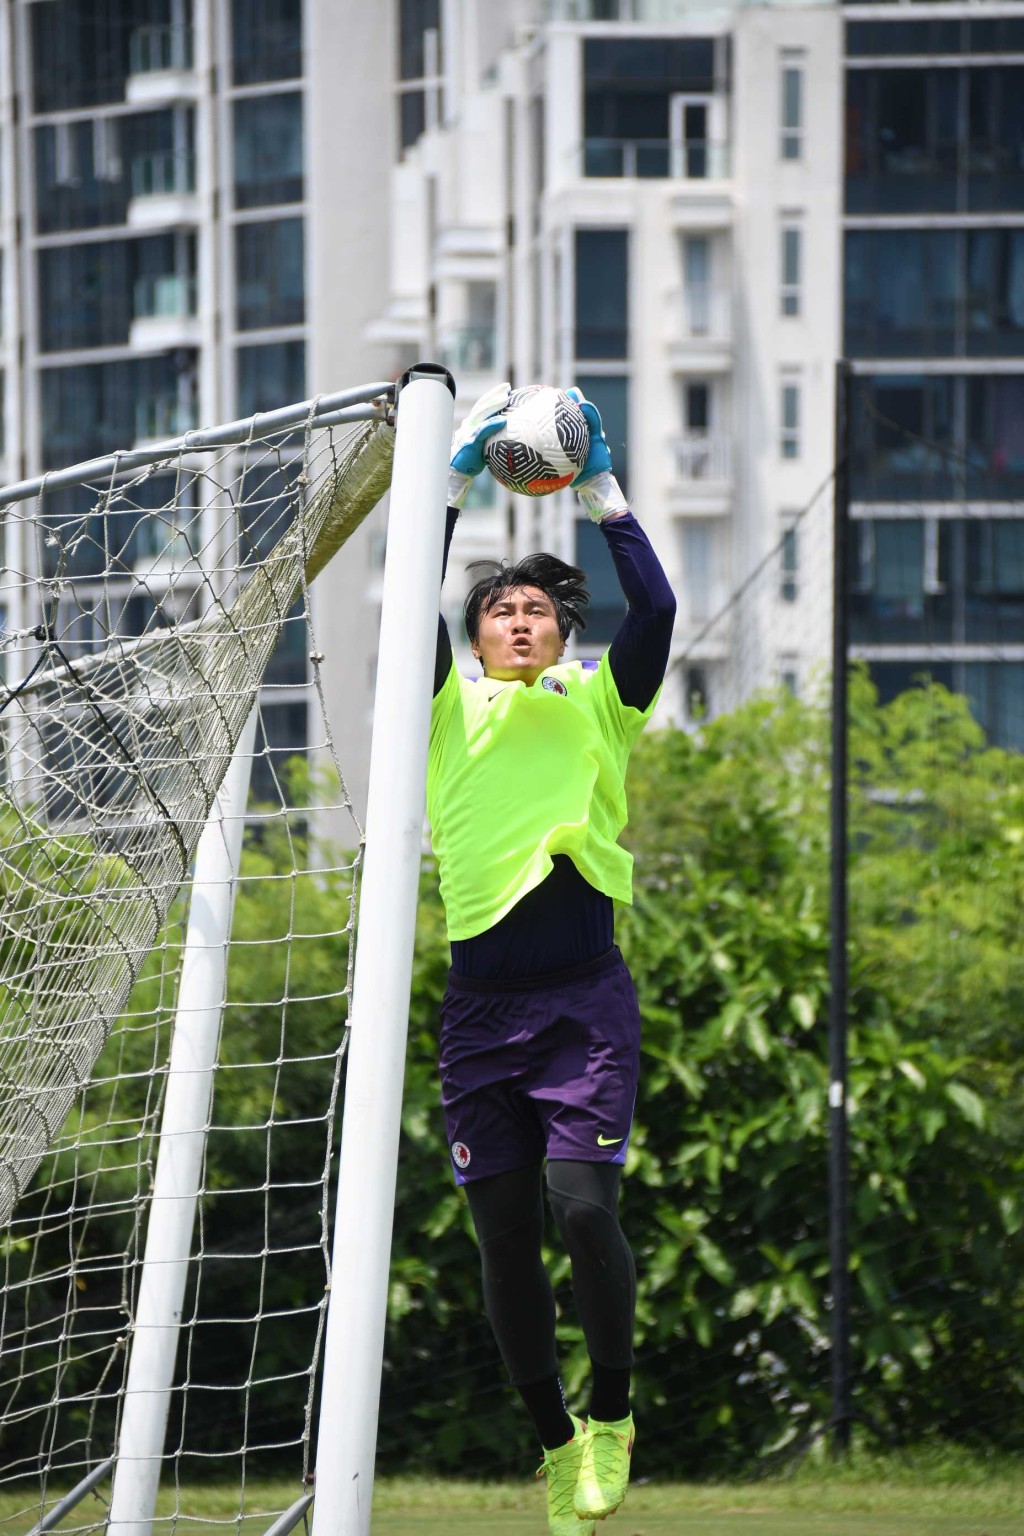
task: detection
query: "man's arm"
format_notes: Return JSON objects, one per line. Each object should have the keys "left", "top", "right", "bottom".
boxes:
{"left": 601, "top": 513, "right": 676, "bottom": 713}
{"left": 567, "top": 389, "right": 676, "bottom": 713}
{"left": 435, "top": 384, "right": 512, "bottom": 698}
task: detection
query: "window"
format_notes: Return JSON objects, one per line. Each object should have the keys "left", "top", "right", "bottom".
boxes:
{"left": 780, "top": 524, "right": 798, "bottom": 601}
{"left": 851, "top": 375, "right": 956, "bottom": 499}
{"left": 781, "top": 225, "right": 802, "bottom": 317}
{"left": 235, "top": 219, "right": 305, "bottom": 330}
{"left": 780, "top": 662, "right": 799, "bottom": 696}
{"left": 575, "top": 518, "right": 626, "bottom": 644}
{"left": 237, "top": 341, "right": 306, "bottom": 418}
{"left": 234, "top": 95, "right": 303, "bottom": 208}
{"left": 965, "top": 663, "right": 1024, "bottom": 750}
{"left": 966, "top": 377, "right": 1024, "bottom": 497}
{"left": 780, "top": 380, "right": 801, "bottom": 459}
{"left": 397, "top": 0, "right": 441, "bottom": 154}
{"left": 844, "top": 229, "right": 956, "bottom": 356}
{"left": 682, "top": 520, "right": 719, "bottom": 626}
{"left": 583, "top": 37, "right": 715, "bottom": 179}
{"left": 232, "top": 0, "right": 302, "bottom": 85}
{"left": 31, "top": 0, "right": 146, "bottom": 112}
{"left": 683, "top": 236, "right": 711, "bottom": 336}
{"left": 685, "top": 381, "right": 710, "bottom": 433}
{"left": 575, "top": 229, "right": 628, "bottom": 359}
{"left": 781, "top": 57, "right": 803, "bottom": 161}
{"left": 966, "top": 230, "right": 1024, "bottom": 356}
{"left": 575, "top": 373, "right": 629, "bottom": 494}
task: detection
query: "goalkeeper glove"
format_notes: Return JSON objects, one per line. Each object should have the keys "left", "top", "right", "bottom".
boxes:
{"left": 566, "top": 388, "right": 629, "bottom": 522}
{"left": 448, "top": 381, "right": 510, "bottom": 508}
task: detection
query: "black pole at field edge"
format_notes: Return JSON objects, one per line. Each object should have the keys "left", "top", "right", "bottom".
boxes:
{"left": 829, "top": 359, "right": 853, "bottom": 1456}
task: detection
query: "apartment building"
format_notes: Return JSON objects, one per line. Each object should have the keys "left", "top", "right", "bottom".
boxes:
{"left": 356, "top": 0, "right": 844, "bottom": 737}
{"left": 843, "top": 4, "right": 1024, "bottom": 748}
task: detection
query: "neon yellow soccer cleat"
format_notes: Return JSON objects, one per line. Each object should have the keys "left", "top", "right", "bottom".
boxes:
{"left": 536, "top": 1415, "right": 594, "bottom": 1536}
{"left": 573, "top": 1412, "right": 635, "bottom": 1521}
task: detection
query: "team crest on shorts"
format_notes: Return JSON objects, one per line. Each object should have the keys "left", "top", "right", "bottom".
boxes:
{"left": 541, "top": 676, "right": 567, "bottom": 696}
{"left": 451, "top": 1141, "right": 471, "bottom": 1170}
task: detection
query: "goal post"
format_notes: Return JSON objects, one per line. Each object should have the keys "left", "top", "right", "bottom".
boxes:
{"left": 310, "top": 365, "right": 454, "bottom": 1536}
{"left": 106, "top": 707, "right": 258, "bottom": 1536}
{"left": 0, "top": 365, "right": 453, "bottom": 1536}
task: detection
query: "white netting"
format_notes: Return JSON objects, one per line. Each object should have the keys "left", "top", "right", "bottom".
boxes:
{"left": 0, "top": 394, "right": 393, "bottom": 1530}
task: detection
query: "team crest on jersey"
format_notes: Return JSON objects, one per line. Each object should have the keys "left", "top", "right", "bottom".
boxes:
{"left": 451, "top": 1141, "right": 471, "bottom": 1169}
{"left": 541, "top": 676, "right": 567, "bottom": 696}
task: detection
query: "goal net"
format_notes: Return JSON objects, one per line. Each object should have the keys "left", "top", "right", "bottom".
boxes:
{"left": 0, "top": 385, "right": 399, "bottom": 1534}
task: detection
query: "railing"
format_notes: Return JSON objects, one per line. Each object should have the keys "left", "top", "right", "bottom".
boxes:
{"left": 135, "top": 396, "right": 198, "bottom": 443}
{"left": 437, "top": 326, "right": 496, "bottom": 371}
{"left": 581, "top": 137, "right": 730, "bottom": 181}
{"left": 674, "top": 434, "right": 731, "bottom": 484}
{"left": 134, "top": 273, "right": 198, "bottom": 320}
{"left": 129, "top": 24, "right": 194, "bottom": 75}
{"left": 545, "top": 0, "right": 710, "bottom": 18}
{"left": 669, "top": 285, "right": 731, "bottom": 343}
{"left": 130, "top": 151, "right": 197, "bottom": 199}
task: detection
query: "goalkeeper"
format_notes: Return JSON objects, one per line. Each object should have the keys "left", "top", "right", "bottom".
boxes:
{"left": 429, "top": 384, "right": 675, "bottom": 1535}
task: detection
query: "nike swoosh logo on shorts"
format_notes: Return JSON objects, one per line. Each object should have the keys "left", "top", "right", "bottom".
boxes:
{"left": 597, "top": 1133, "right": 624, "bottom": 1146}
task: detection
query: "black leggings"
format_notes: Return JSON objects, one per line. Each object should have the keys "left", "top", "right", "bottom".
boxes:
{"left": 464, "top": 1160, "right": 637, "bottom": 1387}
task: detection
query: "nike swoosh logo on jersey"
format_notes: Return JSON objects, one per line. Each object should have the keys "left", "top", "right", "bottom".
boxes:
{"left": 597, "top": 1133, "right": 624, "bottom": 1146}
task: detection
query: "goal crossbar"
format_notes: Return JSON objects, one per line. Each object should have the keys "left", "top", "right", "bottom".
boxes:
{"left": 0, "top": 385, "right": 394, "bottom": 511}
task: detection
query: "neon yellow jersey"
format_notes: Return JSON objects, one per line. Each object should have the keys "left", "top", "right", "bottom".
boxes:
{"left": 427, "top": 656, "right": 657, "bottom": 941}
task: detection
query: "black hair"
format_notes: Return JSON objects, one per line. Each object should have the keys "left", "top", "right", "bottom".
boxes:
{"left": 464, "top": 552, "right": 590, "bottom": 644}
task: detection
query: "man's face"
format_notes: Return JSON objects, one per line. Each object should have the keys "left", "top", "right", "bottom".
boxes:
{"left": 472, "top": 585, "right": 565, "bottom": 685}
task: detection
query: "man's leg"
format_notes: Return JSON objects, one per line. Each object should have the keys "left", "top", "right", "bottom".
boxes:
{"left": 546, "top": 1159, "right": 636, "bottom": 1518}
{"left": 464, "top": 1163, "right": 576, "bottom": 1450}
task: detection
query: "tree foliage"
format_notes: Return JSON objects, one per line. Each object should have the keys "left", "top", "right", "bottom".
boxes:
{"left": 3, "top": 677, "right": 1022, "bottom": 1481}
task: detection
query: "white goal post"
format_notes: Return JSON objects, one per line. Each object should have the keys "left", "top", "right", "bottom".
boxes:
{"left": 0, "top": 367, "right": 455, "bottom": 1536}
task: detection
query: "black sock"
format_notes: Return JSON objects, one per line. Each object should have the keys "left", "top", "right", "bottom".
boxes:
{"left": 589, "top": 1359, "right": 631, "bottom": 1423}
{"left": 516, "top": 1372, "right": 575, "bottom": 1450}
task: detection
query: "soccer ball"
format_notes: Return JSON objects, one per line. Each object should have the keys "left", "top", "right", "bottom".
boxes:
{"left": 483, "top": 385, "right": 590, "bottom": 497}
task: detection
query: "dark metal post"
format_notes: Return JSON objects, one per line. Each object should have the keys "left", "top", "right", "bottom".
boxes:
{"left": 829, "top": 360, "right": 853, "bottom": 1455}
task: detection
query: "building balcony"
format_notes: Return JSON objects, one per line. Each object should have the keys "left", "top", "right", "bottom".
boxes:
{"left": 127, "top": 152, "right": 198, "bottom": 228}
{"left": 129, "top": 274, "right": 200, "bottom": 350}
{"left": 576, "top": 137, "right": 730, "bottom": 182}
{"left": 134, "top": 393, "right": 197, "bottom": 447}
{"left": 544, "top": 0, "right": 697, "bottom": 19}
{"left": 669, "top": 434, "right": 732, "bottom": 510}
{"left": 438, "top": 325, "right": 496, "bottom": 374}
{"left": 126, "top": 25, "right": 199, "bottom": 105}
{"left": 666, "top": 286, "right": 732, "bottom": 370}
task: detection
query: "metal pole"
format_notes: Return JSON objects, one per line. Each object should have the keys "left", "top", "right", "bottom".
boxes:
{"left": 309, "top": 364, "right": 454, "bottom": 1536}
{"left": 22, "top": 1458, "right": 113, "bottom": 1536}
{"left": 107, "top": 708, "right": 258, "bottom": 1536}
{"left": 829, "top": 360, "right": 853, "bottom": 1455}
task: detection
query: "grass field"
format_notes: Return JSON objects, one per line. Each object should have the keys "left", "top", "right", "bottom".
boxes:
{"left": 2, "top": 1450, "right": 1021, "bottom": 1536}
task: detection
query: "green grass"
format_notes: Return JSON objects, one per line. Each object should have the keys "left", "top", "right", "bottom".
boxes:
{"left": 2, "top": 1450, "right": 1022, "bottom": 1536}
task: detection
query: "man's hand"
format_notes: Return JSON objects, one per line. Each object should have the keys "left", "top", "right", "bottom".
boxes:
{"left": 448, "top": 382, "right": 510, "bottom": 508}
{"left": 565, "top": 388, "right": 629, "bottom": 522}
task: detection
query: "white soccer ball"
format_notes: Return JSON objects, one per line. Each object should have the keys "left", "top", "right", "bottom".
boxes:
{"left": 483, "top": 385, "right": 590, "bottom": 498}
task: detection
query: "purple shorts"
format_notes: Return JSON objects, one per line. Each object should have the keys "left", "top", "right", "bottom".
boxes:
{"left": 438, "top": 946, "right": 641, "bottom": 1185}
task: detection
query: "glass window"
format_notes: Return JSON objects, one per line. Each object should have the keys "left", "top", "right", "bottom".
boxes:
{"left": 575, "top": 518, "right": 626, "bottom": 644}
{"left": 235, "top": 219, "right": 305, "bottom": 330}
{"left": 844, "top": 229, "right": 956, "bottom": 357}
{"left": 583, "top": 37, "right": 714, "bottom": 181}
{"left": 781, "top": 226, "right": 802, "bottom": 317}
{"left": 685, "top": 381, "right": 709, "bottom": 433}
{"left": 966, "top": 377, "right": 1024, "bottom": 497}
{"left": 232, "top": 0, "right": 302, "bottom": 86}
{"left": 234, "top": 94, "right": 303, "bottom": 209}
{"left": 967, "top": 67, "right": 1024, "bottom": 213}
{"left": 851, "top": 375, "right": 957, "bottom": 500}
{"left": 781, "top": 61, "right": 803, "bottom": 161}
{"left": 398, "top": 0, "right": 441, "bottom": 81}
{"left": 31, "top": 0, "right": 166, "bottom": 112}
{"left": 40, "top": 355, "right": 191, "bottom": 469}
{"left": 965, "top": 663, "right": 1024, "bottom": 751}
{"left": 575, "top": 229, "right": 628, "bottom": 359}
{"left": 575, "top": 373, "right": 629, "bottom": 495}
{"left": 38, "top": 237, "right": 185, "bottom": 352}
{"left": 398, "top": 90, "right": 426, "bottom": 152}
{"left": 780, "top": 381, "right": 800, "bottom": 459}
{"left": 236, "top": 341, "right": 306, "bottom": 418}
{"left": 781, "top": 525, "right": 798, "bottom": 602}
{"left": 682, "top": 520, "right": 714, "bottom": 625}
{"left": 966, "top": 229, "right": 1024, "bottom": 355}
{"left": 845, "top": 68, "right": 959, "bottom": 215}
